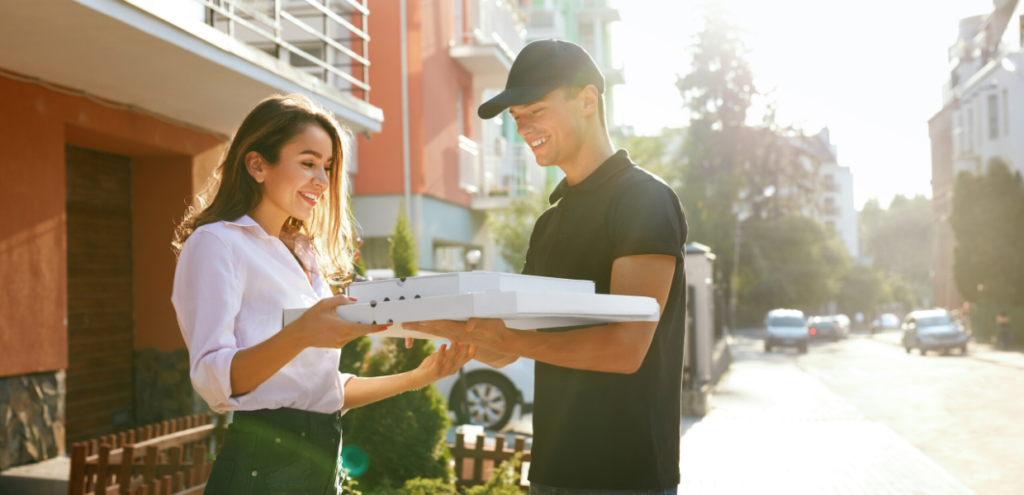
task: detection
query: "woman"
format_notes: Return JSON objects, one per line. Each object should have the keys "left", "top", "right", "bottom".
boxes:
{"left": 171, "top": 94, "right": 474, "bottom": 494}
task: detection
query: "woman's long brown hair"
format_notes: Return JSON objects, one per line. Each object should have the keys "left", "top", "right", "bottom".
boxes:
{"left": 172, "top": 94, "right": 354, "bottom": 283}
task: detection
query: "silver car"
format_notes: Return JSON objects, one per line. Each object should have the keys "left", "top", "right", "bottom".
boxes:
{"left": 765, "top": 309, "right": 809, "bottom": 353}
{"left": 901, "top": 309, "right": 969, "bottom": 355}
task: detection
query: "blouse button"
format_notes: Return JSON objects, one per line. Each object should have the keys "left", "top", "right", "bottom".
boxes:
{"left": 252, "top": 471, "right": 258, "bottom": 477}
{"left": 301, "top": 432, "right": 306, "bottom": 437}
{"left": 275, "top": 438, "right": 281, "bottom": 443}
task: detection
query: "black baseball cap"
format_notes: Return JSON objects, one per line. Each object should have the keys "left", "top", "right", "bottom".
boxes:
{"left": 477, "top": 39, "right": 605, "bottom": 120}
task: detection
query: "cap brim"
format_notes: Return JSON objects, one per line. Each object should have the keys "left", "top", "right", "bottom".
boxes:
{"left": 477, "top": 85, "right": 560, "bottom": 119}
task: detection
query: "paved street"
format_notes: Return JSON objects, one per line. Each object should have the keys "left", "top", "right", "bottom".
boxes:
{"left": 677, "top": 331, "right": 1024, "bottom": 494}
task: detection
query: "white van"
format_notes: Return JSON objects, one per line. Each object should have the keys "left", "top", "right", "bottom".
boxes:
{"left": 764, "top": 309, "right": 809, "bottom": 352}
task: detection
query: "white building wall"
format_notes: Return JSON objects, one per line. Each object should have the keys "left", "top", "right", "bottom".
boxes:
{"left": 819, "top": 163, "right": 859, "bottom": 259}
{"left": 952, "top": 52, "right": 1024, "bottom": 176}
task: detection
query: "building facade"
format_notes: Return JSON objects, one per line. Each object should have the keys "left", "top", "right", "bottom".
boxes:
{"left": 930, "top": 0, "right": 1024, "bottom": 309}
{"left": 0, "top": 0, "right": 381, "bottom": 471}
{"left": 814, "top": 129, "right": 859, "bottom": 259}
{"left": 353, "top": 0, "right": 531, "bottom": 274}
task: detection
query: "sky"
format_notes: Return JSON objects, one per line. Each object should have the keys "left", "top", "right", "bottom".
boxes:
{"left": 608, "top": 0, "right": 994, "bottom": 209}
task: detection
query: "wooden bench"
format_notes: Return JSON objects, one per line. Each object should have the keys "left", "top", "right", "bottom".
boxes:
{"left": 449, "top": 432, "right": 530, "bottom": 490}
{"left": 68, "top": 413, "right": 227, "bottom": 495}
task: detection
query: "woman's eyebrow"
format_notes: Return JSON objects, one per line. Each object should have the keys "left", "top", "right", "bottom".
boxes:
{"left": 299, "top": 150, "right": 322, "bottom": 158}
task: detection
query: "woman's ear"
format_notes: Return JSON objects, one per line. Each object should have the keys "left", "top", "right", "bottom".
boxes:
{"left": 245, "top": 151, "right": 266, "bottom": 184}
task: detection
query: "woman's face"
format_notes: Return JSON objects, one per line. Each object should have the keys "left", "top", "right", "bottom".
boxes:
{"left": 253, "top": 124, "right": 334, "bottom": 222}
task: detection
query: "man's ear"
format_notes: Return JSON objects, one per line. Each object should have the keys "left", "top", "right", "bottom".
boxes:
{"left": 580, "top": 85, "right": 600, "bottom": 120}
{"left": 245, "top": 151, "right": 266, "bottom": 184}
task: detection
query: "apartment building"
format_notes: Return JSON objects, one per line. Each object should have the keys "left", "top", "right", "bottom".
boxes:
{"left": 0, "top": 0, "right": 381, "bottom": 470}
{"left": 815, "top": 129, "right": 859, "bottom": 259}
{"left": 523, "top": 0, "right": 625, "bottom": 186}
{"left": 352, "top": 0, "right": 532, "bottom": 273}
{"left": 930, "top": 0, "right": 1024, "bottom": 308}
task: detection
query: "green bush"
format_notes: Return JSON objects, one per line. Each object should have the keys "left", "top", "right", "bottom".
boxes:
{"left": 340, "top": 337, "right": 452, "bottom": 489}
{"left": 389, "top": 205, "right": 418, "bottom": 278}
{"left": 360, "top": 455, "right": 523, "bottom": 495}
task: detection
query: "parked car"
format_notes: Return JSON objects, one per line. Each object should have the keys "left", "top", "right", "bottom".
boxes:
{"left": 834, "top": 314, "right": 851, "bottom": 337}
{"left": 901, "top": 309, "right": 969, "bottom": 355}
{"left": 764, "top": 309, "right": 809, "bottom": 352}
{"left": 368, "top": 335, "right": 533, "bottom": 431}
{"left": 435, "top": 357, "right": 534, "bottom": 431}
{"left": 812, "top": 315, "right": 849, "bottom": 339}
{"left": 807, "top": 318, "right": 841, "bottom": 341}
{"left": 871, "top": 313, "right": 900, "bottom": 333}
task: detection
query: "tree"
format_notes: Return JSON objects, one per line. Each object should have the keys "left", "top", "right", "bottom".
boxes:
{"left": 673, "top": 6, "right": 826, "bottom": 319}
{"left": 859, "top": 194, "right": 932, "bottom": 306}
{"left": 836, "top": 264, "right": 887, "bottom": 316}
{"left": 488, "top": 194, "right": 547, "bottom": 273}
{"left": 950, "top": 159, "right": 1024, "bottom": 306}
{"left": 735, "top": 215, "right": 848, "bottom": 325}
{"left": 389, "top": 205, "right": 418, "bottom": 278}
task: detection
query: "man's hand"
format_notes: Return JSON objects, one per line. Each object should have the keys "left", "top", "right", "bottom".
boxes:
{"left": 405, "top": 318, "right": 511, "bottom": 348}
{"left": 405, "top": 320, "right": 520, "bottom": 368}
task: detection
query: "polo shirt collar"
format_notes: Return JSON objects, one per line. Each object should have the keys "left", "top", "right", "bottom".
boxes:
{"left": 549, "top": 149, "right": 633, "bottom": 204}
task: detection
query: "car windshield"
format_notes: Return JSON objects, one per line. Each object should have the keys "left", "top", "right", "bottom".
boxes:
{"left": 769, "top": 316, "right": 805, "bottom": 327}
{"left": 916, "top": 315, "right": 952, "bottom": 327}
{"left": 811, "top": 322, "right": 836, "bottom": 329}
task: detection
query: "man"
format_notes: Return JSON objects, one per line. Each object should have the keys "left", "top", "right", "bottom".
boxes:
{"left": 407, "top": 39, "right": 687, "bottom": 493}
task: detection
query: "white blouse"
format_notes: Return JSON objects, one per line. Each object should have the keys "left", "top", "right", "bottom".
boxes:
{"left": 171, "top": 215, "right": 354, "bottom": 414}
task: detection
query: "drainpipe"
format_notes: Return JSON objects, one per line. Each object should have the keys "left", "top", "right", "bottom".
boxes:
{"left": 399, "top": 0, "right": 412, "bottom": 221}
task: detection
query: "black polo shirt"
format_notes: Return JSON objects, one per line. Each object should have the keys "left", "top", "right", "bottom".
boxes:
{"left": 522, "top": 149, "right": 688, "bottom": 489}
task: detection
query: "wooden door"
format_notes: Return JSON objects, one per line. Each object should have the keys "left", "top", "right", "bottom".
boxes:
{"left": 65, "top": 146, "right": 134, "bottom": 444}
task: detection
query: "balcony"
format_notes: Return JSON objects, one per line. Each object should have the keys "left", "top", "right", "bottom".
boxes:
{"left": 526, "top": 8, "right": 566, "bottom": 40}
{"left": 0, "top": 0, "right": 382, "bottom": 135}
{"left": 471, "top": 142, "right": 546, "bottom": 210}
{"left": 451, "top": 0, "right": 526, "bottom": 76}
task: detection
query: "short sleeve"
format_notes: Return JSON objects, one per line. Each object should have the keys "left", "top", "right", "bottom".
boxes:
{"left": 610, "top": 180, "right": 687, "bottom": 262}
{"left": 171, "top": 231, "right": 244, "bottom": 412}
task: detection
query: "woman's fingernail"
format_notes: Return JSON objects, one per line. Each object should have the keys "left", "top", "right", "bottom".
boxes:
{"left": 349, "top": 297, "right": 358, "bottom": 301}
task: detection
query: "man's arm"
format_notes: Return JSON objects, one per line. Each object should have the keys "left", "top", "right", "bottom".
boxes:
{"left": 406, "top": 254, "right": 676, "bottom": 374}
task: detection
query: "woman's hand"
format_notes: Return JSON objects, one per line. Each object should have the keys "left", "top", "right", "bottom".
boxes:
{"left": 412, "top": 342, "right": 477, "bottom": 385}
{"left": 287, "top": 294, "right": 388, "bottom": 348}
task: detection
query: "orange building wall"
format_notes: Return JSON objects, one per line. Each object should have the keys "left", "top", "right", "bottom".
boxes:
{"left": 0, "top": 73, "right": 223, "bottom": 377}
{"left": 355, "top": 0, "right": 425, "bottom": 196}
{"left": 421, "top": 0, "right": 473, "bottom": 207}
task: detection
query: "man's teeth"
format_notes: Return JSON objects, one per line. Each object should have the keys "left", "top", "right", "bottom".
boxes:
{"left": 531, "top": 137, "right": 548, "bottom": 147}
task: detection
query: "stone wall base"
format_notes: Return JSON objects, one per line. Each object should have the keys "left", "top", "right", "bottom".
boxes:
{"left": 0, "top": 371, "right": 65, "bottom": 471}
{"left": 134, "top": 349, "right": 210, "bottom": 426}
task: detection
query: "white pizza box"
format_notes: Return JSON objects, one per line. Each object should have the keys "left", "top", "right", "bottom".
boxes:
{"left": 347, "top": 271, "right": 595, "bottom": 302}
{"left": 283, "top": 291, "right": 660, "bottom": 340}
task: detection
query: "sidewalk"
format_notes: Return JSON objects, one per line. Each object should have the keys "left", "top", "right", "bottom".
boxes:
{"left": 871, "top": 329, "right": 1024, "bottom": 370}
{"left": 676, "top": 334, "right": 974, "bottom": 494}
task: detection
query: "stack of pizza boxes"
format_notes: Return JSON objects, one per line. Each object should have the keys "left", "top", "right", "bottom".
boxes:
{"left": 284, "top": 272, "right": 660, "bottom": 340}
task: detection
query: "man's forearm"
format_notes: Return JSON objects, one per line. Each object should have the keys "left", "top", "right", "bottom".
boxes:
{"left": 496, "top": 321, "right": 655, "bottom": 374}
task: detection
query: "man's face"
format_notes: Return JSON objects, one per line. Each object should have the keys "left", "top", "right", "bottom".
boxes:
{"left": 509, "top": 88, "right": 584, "bottom": 167}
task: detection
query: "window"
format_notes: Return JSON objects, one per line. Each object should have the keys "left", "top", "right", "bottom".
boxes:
{"left": 988, "top": 94, "right": 999, "bottom": 140}
{"left": 456, "top": 86, "right": 465, "bottom": 137}
{"left": 290, "top": 45, "right": 323, "bottom": 68}
{"left": 822, "top": 174, "right": 835, "bottom": 192}
{"left": 824, "top": 197, "right": 837, "bottom": 216}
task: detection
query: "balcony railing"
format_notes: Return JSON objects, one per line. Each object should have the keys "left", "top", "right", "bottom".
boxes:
{"left": 526, "top": 8, "right": 566, "bottom": 40}
{"left": 194, "top": 0, "right": 371, "bottom": 100}
{"left": 481, "top": 142, "right": 543, "bottom": 198}
{"left": 454, "top": 0, "right": 526, "bottom": 62}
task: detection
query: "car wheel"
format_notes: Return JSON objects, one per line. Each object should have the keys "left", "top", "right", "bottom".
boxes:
{"left": 450, "top": 372, "right": 517, "bottom": 431}
{"left": 798, "top": 343, "right": 808, "bottom": 353}
{"left": 905, "top": 346, "right": 911, "bottom": 354}
{"left": 961, "top": 344, "right": 968, "bottom": 355}
{"left": 919, "top": 348, "right": 927, "bottom": 356}
{"left": 765, "top": 340, "right": 773, "bottom": 352}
